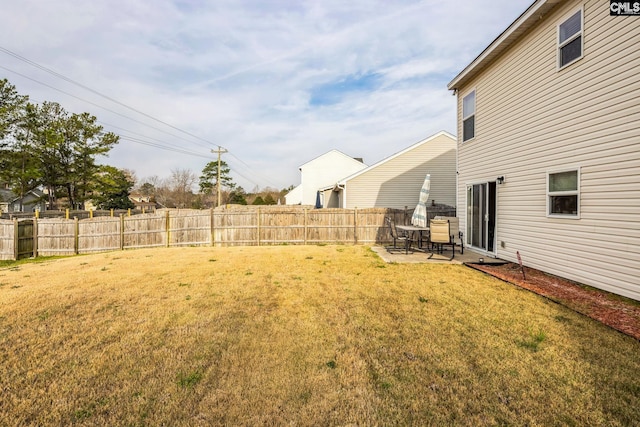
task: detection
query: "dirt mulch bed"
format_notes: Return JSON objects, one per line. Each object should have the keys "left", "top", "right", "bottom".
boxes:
{"left": 467, "top": 262, "right": 640, "bottom": 341}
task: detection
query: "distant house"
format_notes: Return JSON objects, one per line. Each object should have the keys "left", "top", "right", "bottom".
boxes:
{"left": 448, "top": 0, "right": 640, "bottom": 300}
{"left": 319, "top": 131, "right": 457, "bottom": 209}
{"left": 285, "top": 150, "right": 367, "bottom": 205}
{"left": 129, "top": 192, "right": 157, "bottom": 212}
{"left": 0, "top": 185, "right": 46, "bottom": 214}
{"left": 0, "top": 185, "right": 11, "bottom": 213}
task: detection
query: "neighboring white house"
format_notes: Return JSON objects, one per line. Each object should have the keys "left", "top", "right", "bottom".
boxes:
{"left": 285, "top": 150, "right": 367, "bottom": 206}
{"left": 284, "top": 185, "right": 303, "bottom": 206}
{"left": 319, "top": 131, "right": 457, "bottom": 209}
{"left": 448, "top": 0, "right": 640, "bottom": 300}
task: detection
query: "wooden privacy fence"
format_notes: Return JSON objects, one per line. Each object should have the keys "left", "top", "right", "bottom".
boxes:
{"left": 0, "top": 219, "right": 36, "bottom": 260}
{"left": 1, "top": 208, "right": 152, "bottom": 221}
{"left": 0, "top": 206, "right": 455, "bottom": 260}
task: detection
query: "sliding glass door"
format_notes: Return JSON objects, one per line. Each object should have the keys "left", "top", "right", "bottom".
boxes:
{"left": 466, "top": 182, "right": 496, "bottom": 253}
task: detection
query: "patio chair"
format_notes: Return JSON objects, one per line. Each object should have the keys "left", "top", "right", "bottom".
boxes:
{"left": 385, "top": 217, "right": 414, "bottom": 254}
{"left": 434, "top": 216, "right": 464, "bottom": 254}
{"left": 428, "top": 219, "right": 455, "bottom": 260}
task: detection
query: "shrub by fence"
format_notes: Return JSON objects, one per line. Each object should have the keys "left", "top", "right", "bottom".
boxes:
{"left": 0, "top": 205, "right": 455, "bottom": 260}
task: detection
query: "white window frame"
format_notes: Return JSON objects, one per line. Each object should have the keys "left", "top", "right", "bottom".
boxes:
{"left": 557, "top": 7, "right": 584, "bottom": 70}
{"left": 546, "top": 168, "right": 581, "bottom": 219}
{"left": 462, "top": 89, "right": 476, "bottom": 142}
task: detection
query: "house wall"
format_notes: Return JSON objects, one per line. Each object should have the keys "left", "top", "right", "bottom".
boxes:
{"left": 344, "top": 133, "right": 457, "bottom": 210}
{"left": 455, "top": 0, "right": 640, "bottom": 300}
{"left": 299, "top": 151, "right": 367, "bottom": 206}
{"left": 0, "top": 189, "right": 11, "bottom": 213}
{"left": 321, "top": 188, "right": 341, "bottom": 208}
{"left": 18, "top": 194, "right": 46, "bottom": 213}
{"left": 284, "top": 185, "right": 303, "bottom": 205}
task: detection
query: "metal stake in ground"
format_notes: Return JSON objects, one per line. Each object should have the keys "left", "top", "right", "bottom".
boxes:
{"left": 516, "top": 251, "right": 526, "bottom": 281}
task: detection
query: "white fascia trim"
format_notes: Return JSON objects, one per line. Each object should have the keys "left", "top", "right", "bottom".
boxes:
{"left": 448, "top": 0, "right": 562, "bottom": 91}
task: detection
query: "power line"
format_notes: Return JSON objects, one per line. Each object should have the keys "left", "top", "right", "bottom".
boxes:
{"left": 108, "top": 123, "right": 274, "bottom": 187}
{"left": 226, "top": 151, "right": 280, "bottom": 188}
{"left": 0, "top": 64, "right": 212, "bottom": 151}
{"left": 99, "top": 121, "right": 209, "bottom": 155}
{"left": 0, "top": 49, "right": 279, "bottom": 189}
{"left": 103, "top": 122, "right": 274, "bottom": 187}
{"left": 0, "top": 45, "right": 214, "bottom": 148}
{"left": 118, "top": 136, "right": 211, "bottom": 158}
{"left": 106, "top": 127, "right": 266, "bottom": 187}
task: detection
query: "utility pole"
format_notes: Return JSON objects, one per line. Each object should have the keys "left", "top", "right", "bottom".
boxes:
{"left": 211, "top": 146, "right": 228, "bottom": 207}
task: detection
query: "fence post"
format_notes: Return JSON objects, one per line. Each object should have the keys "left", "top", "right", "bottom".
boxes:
{"left": 120, "top": 214, "right": 125, "bottom": 251}
{"left": 33, "top": 216, "right": 38, "bottom": 258}
{"left": 65, "top": 209, "right": 70, "bottom": 220}
{"left": 256, "top": 208, "right": 261, "bottom": 246}
{"left": 166, "top": 210, "right": 171, "bottom": 248}
{"left": 210, "top": 208, "right": 215, "bottom": 247}
{"left": 354, "top": 207, "right": 358, "bottom": 244}
{"left": 74, "top": 217, "right": 79, "bottom": 255}
{"left": 13, "top": 218, "right": 18, "bottom": 260}
{"left": 304, "top": 208, "right": 308, "bottom": 245}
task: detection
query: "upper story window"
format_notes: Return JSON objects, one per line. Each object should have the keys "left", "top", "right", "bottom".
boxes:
{"left": 547, "top": 169, "right": 580, "bottom": 218}
{"left": 558, "top": 9, "right": 583, "bottom": 68}
{"left": 462, "top": 90, "right": 475, "bottom": 141}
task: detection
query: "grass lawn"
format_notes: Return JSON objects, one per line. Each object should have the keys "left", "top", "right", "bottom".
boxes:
{"left": 1, "top": 245, "right": 638, "bottom": 426}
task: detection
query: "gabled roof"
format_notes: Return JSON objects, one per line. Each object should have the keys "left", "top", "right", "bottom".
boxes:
{"left": 333, "top": 131, "right": 456, "bottom": 186}
{"left": 448, "top": 0, "right": 564, "bottom": 91}
{"left": 284, "top": 184, "right": 302, "bottom": 199}
{"left": 7, "top": 188, "right": 45, "bottom": 203}
{"left": 298, "top": 149, "right": 365, "bottom": 170}
{"left": 0, "top": 188, "right": 13, "bottom": 202}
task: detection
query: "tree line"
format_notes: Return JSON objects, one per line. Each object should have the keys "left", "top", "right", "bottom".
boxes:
{"left": 1, "top": 78, "right": 292, "bottom": 212}
{"left": 0, "top": 78, "right": 131, "bottom": 210}
{"left": 135, "top": 165, "right": 292, "bottom": 209}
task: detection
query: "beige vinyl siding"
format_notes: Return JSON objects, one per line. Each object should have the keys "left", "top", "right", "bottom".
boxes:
{"left": 344, "top": 133, "right": 456, "bottom": 209}
{"left": 456, "top": 0, "right": 640, "bottom": 300}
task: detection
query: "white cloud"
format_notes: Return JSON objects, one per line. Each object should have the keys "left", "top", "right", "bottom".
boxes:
{"left": 0, "top": 0, "right": 533, "bottom": 190}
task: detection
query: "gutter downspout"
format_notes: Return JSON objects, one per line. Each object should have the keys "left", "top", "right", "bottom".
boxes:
{"left": 333, "top": 183, "right": 346, "bottom": 208}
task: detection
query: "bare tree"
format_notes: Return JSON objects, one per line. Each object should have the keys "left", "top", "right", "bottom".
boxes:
{"left": 136, "top": 175, "right": 167, "bottom": 206}
{"left": 168, "top": 168, "right": 197, "bottom": 208}
{"left": 122, "top": 169, "right": 137, "bottom": 188}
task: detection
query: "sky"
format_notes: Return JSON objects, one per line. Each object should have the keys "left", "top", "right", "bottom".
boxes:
{"left": 0, "top": 0, "right": 533, "bottom": 191}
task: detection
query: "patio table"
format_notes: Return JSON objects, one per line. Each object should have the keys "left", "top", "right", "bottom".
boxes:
{"left": 396, "top": 225, "right": 430, "bottom": 251}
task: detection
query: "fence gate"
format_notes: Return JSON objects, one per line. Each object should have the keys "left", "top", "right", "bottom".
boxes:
{"left": 16, "top": 219, "right": 35, "bottom": 260}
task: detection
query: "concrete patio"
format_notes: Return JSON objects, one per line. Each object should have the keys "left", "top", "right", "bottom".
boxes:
{"left": 371, "top": 245, "right": 502, "bottom": 265}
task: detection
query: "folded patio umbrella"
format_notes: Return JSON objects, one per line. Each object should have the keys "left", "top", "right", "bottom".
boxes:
{"left": 411, "top": 174, "right": 430, "bottom": 228}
